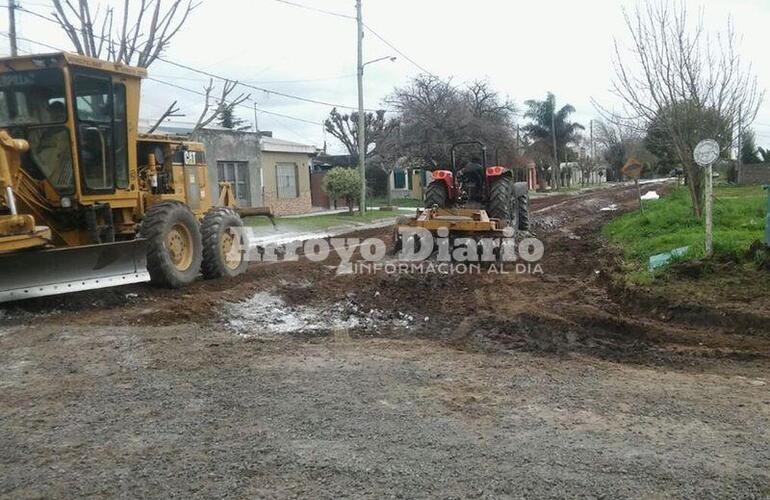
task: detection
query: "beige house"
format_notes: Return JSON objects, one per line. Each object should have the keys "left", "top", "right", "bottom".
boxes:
{"left": 260, "top": 136, "right": 316, "bottom": 216}
{"left": 145, "top": 124, "right": 317, "bottom": 216}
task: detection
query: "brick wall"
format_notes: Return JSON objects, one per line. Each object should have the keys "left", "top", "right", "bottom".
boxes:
{"left": 263, "top": 192, "right": 313, "bottom": 216}
{"left": 739, "top": 164, "right": 770, "bottom": 185}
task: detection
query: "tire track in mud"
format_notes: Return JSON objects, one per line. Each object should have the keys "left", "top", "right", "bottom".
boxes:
{"left": 2, "top": 182, "right": 768, "bottom": 370}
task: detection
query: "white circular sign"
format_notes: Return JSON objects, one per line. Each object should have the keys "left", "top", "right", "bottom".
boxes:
{"left": 694, "top": 139, "right": 720, "bottom": 167}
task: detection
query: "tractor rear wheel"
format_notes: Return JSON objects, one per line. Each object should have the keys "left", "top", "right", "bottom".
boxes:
{"left": 487, "top": 176, "right": 514, "bottom": 226}
{"left": 424, "top": 181, "right": 448, "bottom": 208}
{"left": 140, "top": 202, "right": 203, "bottom": 289}
{"left": 201, "top": 207, "right": 248, "bottom": 279}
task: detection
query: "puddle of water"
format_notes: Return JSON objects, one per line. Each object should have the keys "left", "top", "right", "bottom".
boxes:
{"left": 223, "top": 291, "right": 416, "bottom": 337}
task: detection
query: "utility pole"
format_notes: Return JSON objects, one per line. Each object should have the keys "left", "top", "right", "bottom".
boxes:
{"left": 551, "top": 101, "right": 559, "bottom": 189}
{"left": 736, "top": 108, "right": 743, "bottom": 185}
{"left": 253, "top": 103, "right": 260, "bottom": 134}
{"left": 356, "top": 0, "right": 366, "bottom": 215}
{"left": 590, "top": 120, "right": 594, "bottom": 160}
{"left": 8, "top": 0, "right": 18, "bottom": 57}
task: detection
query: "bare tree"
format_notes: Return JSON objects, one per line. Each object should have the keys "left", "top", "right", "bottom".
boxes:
{"left": 52, "top": 0, "right": 199, "bottom": 68}
{"left": 324, "top": 108, "right": 397, "bottom": 162}
{"left": 147, "top": 100, "right": 182, "bottom": 133}
{"left": 324, "top": 108, "right": 399, "bottom": 204}
{"left": 193, "top": 79, "right": 250, "bottom": 131}
{"left": 600, "top": 1, "right": 763, "bottom": 216}
{"left": 386, "top": 76, "right": 518, "bottom": 169}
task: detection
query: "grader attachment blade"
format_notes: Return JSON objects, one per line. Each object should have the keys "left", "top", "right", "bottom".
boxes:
{"left": 0, "top": 240, "right": 150, "bottom": 303}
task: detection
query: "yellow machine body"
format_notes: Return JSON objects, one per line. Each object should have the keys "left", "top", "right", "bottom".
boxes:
{"left": 0, "top": 53, "right": 239, "bottom": 301}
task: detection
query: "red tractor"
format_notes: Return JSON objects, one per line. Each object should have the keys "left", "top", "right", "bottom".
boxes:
{"left": 423, "top": 141, "right": 530, "bottom": 230}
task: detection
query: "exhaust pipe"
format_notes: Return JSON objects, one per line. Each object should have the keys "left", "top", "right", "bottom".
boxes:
{"left": 4, "top": 186, "right": 17, "bottom": 215}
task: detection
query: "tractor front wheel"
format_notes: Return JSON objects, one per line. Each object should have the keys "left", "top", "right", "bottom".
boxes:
{"left": 140, "top": 202, "right": 203, "bottom": 289}
{"left": 201, "top": 207, "right": 248, "bottom": 279}
{"left": 424, "top": 181, "right": 448, "bottom": 208}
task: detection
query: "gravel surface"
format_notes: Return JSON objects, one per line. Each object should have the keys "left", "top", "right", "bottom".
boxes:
{"left": 1, "top": 182, "right": 768, "bottom": 498}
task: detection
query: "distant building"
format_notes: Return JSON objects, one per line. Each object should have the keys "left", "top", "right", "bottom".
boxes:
{"left": 142, "top": 123, "right": 317, "bottom": 216}
{"left": 389, "top": 167, "right": 425, "bottom": 200}
{"left": 260, "top": 136, "right": 317, "bottom": 215}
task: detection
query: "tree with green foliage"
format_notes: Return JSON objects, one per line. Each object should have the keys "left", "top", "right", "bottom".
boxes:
{"left": 322, "top": 167, "right": 361, "bottom": 214}
{"left": 522, "top": 92, "right": 584, "bottom": 188}
{"left": 218, "top": 106, "right": 251, "bottom": 131}
{"left": 741, "top": 130, "right": 762, "bottom": 165}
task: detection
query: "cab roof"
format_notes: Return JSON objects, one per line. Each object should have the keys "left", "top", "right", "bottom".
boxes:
{"left": 0, "top": 52, "right": 147, "bottom": 79}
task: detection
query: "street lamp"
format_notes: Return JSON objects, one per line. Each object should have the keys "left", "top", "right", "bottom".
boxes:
{"left": 356, "top": 53, "right": 396, "bottom": 215}
{"left": 356, "top": 1, "right": 397, "bottom": 215}
{"left": 363, "top": 56, "right": 397, "bottom": 68}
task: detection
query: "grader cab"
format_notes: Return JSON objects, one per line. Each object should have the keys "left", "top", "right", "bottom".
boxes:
{"left": 0, "top": 52, "right": 249, "bottom": 302}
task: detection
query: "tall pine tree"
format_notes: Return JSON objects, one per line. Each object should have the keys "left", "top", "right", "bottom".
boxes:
{"left": 218, "top": 106, "right": 251, "bottom": 131}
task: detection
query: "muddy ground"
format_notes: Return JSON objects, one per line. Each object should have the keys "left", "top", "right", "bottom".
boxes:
{"left": 1, "top": 183, "right": 768, "bottom": 498}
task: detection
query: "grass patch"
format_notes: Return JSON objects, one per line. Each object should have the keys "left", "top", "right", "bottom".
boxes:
{"left": 603, "top": 185, "right": 766, "bottom": 281}
{"left": 244, "top": 210, "right": 403, "bottom": 232}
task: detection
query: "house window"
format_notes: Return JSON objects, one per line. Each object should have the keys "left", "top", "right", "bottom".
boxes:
{"left": 217, "top": 161, "right": 250, "bottom": 204}
{"left": 393, "top": 169, "right": 407, "bottom": 190}
{"left": 276, "top": 163, "right": 298, "bottom": 198}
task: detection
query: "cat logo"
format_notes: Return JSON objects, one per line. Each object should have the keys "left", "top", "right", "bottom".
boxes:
{"left": 184, "top": 151, "right": 198, "bottom": 165}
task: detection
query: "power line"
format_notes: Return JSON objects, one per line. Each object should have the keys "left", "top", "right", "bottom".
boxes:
{"left": 270, "top": 0, "right": 354, "bottom": 20}
{"left": 15, "top": 5, "right": 373, "bottom": 111}
{"left": 151, "top": 55, "right": 376, "bottom": 111}
{"left": 151, "top": 72, "right": 357, "bottom": 85}
{"left": 0, "top": 32, "right": 323, "bottom": 128}
{"left": 266, "top": 0, "right": 435, "bottom": 76}
{"left": 146, "top": 77, "right": 320, "bottom": 125}
{"left": 362, "top": 23, "right": 435, "bottom": 76}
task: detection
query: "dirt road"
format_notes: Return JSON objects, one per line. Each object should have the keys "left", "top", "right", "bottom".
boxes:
{"left": 1, "top": 183, "right": 768, "bottom": 498}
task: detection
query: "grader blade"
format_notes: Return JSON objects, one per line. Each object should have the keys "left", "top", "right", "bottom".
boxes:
{"left": 0, "top": 240, "right": 150, "bottom": 303}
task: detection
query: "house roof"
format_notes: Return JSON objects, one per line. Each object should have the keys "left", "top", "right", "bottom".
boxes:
{"left": 137, "top": 122, "right": 317, "bottom": 155}
{"left": 260, "top": 136, "right": 317, "bottom": 155}
{"left": 312, "top": 154, "right": 356, "bottom": 168}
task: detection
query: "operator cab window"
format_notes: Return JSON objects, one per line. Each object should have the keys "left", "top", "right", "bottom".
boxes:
{"left": 113, "top": 83, "right": 129, "bottom": 189}
{"left": 73, "top": 72, "right": 115, "bottom": 192}
{"left": 0, "top": 68, "right": 74, "bottom": 194}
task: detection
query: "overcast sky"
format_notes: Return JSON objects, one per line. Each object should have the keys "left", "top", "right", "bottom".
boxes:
{"left": 3, "top": 0, "right": 770, "bottom": 152}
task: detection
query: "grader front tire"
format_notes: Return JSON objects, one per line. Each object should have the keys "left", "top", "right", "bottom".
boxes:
{"left": 140, "top": 202, "right": 203, "bottom": 289}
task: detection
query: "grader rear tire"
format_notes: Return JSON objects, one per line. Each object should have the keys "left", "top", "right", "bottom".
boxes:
{"left": 140, "top": 202, "right": 203, "bottom": 289}
{"left": 201, "top": 207, "right": 248, "bottom": 279}
{"left": 424, "top": 181, "right": 448, "bottom": 208}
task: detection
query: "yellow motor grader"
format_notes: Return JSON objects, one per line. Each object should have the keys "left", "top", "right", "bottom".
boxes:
{"left": 0, "top": 52, "right": 250, "bottom": 302}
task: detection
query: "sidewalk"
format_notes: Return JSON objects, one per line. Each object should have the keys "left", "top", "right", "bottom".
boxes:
{"left": 247, "top": 217, "right": 399, "bottom": 248}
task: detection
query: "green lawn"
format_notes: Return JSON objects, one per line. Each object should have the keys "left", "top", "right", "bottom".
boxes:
{"left": 603, "top": 185, "right": 767, "bottom": 281}
{"left": 243, "top": 209, "right": 404, "bottom": 232}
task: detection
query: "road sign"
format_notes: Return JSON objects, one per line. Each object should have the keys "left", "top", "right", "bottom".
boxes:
{"left": 622, "top": 159, "right": 644, "bottom": 213}
{"left": 694, "top": 139, "right": 719, "bottom": 257}
{"left": 622, "top": 159, "right": 643, "bottom": 179}
{"left": 694, "top": 139, "right": 720, "bottom": 167}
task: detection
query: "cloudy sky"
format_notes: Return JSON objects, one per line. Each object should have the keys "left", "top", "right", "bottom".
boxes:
{"left": 3, "top": 0, "right": 770, "bottom": 152}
